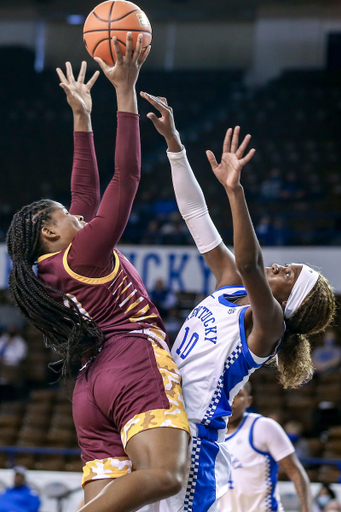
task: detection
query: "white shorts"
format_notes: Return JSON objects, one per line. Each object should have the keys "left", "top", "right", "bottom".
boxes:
{"left": 138, "top": 434, "right": 231, "bottom": 512}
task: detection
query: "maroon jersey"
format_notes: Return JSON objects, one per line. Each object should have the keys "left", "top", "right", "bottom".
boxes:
{"left": 37, "top": 112, "right": 168, "bottom": 347}
{"left": 37, "top": 246, "right": 167, "bottom": 343}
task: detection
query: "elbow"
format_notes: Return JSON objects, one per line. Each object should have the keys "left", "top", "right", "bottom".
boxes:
{"left": 237, "top": 254, "right": 264, "bottom": 276}
{"left": 237, "top": 261, "right": 261, "bottom": 276}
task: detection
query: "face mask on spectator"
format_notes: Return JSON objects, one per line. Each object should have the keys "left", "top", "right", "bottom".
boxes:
{"left": 317, "top": 495, "right": 331, "bottom": 508}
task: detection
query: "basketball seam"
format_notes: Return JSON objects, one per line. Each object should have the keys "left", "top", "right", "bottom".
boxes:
{"left": 83, "top": 28, "right": 151, "bottom": 35}
{"left": 90, "top": 37, "right": 150, "bottom": 51}
{"left": 92, "top": 8, "right": 139, "bottom": 24}
{"left": 108, "top": 1, "right": 115, "bottom": 65}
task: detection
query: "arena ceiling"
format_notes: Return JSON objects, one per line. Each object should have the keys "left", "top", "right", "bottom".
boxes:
{"left": 0, "top": 0, "right": 336, "bottom": 22}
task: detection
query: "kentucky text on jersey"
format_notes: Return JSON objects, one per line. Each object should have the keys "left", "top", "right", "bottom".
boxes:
{"left": 187, "top": 305, "right": 217, "bottom": 344}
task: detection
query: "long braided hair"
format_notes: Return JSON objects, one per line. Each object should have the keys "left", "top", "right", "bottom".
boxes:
{"left": 6, "top": 199, "right": 104, "bottom": 377}
{"left": 269, "top": 273, "right": 336, "bottom": 389}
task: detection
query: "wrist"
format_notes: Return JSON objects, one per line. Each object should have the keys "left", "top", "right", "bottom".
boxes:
{"left": 166, "top": 132, "right": 182, "bottom": 152}
{"left": 225, "top": 184, "right": 244, "bottom": 197}
{"left": 115, "top": 85, "right": 136, "bottom": 95}
{"left": 73, "top": 112, "right": 92, "bottom": 132}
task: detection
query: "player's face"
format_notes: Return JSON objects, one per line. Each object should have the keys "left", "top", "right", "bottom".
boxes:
{"left": 48, "top": 204, "right": 86, "bottom": 244}
{"left": 265, "top": 263, "right": 303, "bottom": 304}
{"left": 230, "top": 388, "right": 251, "bottom": 423}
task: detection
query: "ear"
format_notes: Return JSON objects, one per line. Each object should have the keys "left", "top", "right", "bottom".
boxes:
{"left": 41, "top": 226, "right": 60, "bottom": 241}
{"left": 248, "top": 396, "right": 253, "bottom": 407}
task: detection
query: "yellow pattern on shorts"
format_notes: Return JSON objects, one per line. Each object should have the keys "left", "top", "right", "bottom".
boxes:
{"left": 81, "top": 341, "right": 190, "bottom": 486}
{"left": 121, "top": 340, "right": 190, "bottom": 447}
{"left": 82, "top": 456, "right": 132, "bottom": 487}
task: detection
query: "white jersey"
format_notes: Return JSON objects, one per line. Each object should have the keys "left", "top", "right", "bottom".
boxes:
{"left": 220, "top": 413, "right": 295, "bottom": 512}
{"left": 164, "top": 286, "right": 271, "bottom": 512}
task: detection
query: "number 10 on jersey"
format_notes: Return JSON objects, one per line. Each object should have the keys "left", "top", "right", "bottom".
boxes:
{"left": 176, "top": 327, "right": 199, "bottom": 360}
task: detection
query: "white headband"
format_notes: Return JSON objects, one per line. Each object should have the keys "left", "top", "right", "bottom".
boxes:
{"left": 284, "top": 264, "right": 319, "bottom": 319}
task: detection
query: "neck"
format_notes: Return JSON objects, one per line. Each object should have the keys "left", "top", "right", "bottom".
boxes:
{"left": 228, "top": 413, "right": 246, "bottom": 434}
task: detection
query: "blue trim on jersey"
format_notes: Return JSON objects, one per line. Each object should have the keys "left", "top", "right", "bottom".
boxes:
{"left": 249, "top": 416, "right": 279, "bottom": 511}
{"left": 218, "top": 295, "right": 243, "bottom": 308}
{"left": 239, "top": 307, "right": 264, "bottom": 368}
{"left": 217, "top": 287, "right": 247, "bottom": 308}
{"left": 185, "top": 437, "right": 220, "bottom": 512}
{"left": 202, "top": 306, "right": 265, "bottom": 430}
{"left": 215, "top": 285, "right": 246, "bottom": 293}
{"left": 225, "top": 412, "right": 249, "bottom": 441}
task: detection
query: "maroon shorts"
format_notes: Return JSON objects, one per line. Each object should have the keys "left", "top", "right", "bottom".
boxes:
{"left": 72, "top": 333, "right": 189, "bottom": 486}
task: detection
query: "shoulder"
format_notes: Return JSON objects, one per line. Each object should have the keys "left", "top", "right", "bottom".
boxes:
{"left": 254, "top": 416, "right": 284, "bottom": 432}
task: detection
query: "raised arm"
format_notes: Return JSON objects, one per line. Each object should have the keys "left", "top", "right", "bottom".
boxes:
{"left": 140, "top": 92, "right": 242, "bottom": 288}
{"left": 56, "top": 61, "right": 100, "bottom": 221}
{"left": 68, "top": 34, "right": 150, "bottom": 273}
{"left": 206, "top": 127, "right": 284, "bottom": 356}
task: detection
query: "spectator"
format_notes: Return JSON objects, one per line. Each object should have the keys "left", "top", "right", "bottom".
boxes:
{"left": 313, "top": 483, "right": 336, "bottom": 512}
{"left": 0, "top": 466, "right": 40, "bottom": 512}
{"left": 324, "top": 500, "right": 341, "bottom": 512}
{"left": 260, "top": 168, "right": 282, "bottom": 201}
{"left": 312, "top": 329, "right": 341, "bottom": 374}
{"left": 0, "top": 291, "right": 25, "bottom": 332}
{"left": 0, "top": 325, "right": 27, "bottom": 366}
{"left": 0, "top": 325, "right": 27, "bottom": 400}
{"left": 255, "top": 215, "right": 275, "bottom": 246}
{"left": 284, "top": 420, "right": 311, "bottom": 459}
{"left": 150, "top": 278, "right": 177, "bottom": 318}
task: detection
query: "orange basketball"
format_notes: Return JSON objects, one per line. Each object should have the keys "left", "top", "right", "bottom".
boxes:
{"left": 83, "top": 1, "right": 152, "bottom": 66}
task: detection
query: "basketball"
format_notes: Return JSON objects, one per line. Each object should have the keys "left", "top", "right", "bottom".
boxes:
{"left": 83, "top": 1, "right": 152, "bottom": 66}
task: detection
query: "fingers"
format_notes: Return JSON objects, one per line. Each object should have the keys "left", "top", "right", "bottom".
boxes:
{"left": 206, "top": 150, "right": 218, "bottom": 170}
{"left": 230, "top": 126, "right": 240, "bottom": 154}
{"left": 94, "top": 56, "right": 110, "bottom": 73}
{"left": 56, "top": 67, "right": 68, "bottom": 85}
{"left": 240, "top": 148, "right": 256, "bottom": 166}
{"left": 65, "top": 61, "right": 75, "bottom": 83}
{"left": 222, "top": 128, "right": 233, "bottom": 155}
{"left": 86, "top": 70, "right": 100, "bottom": 89}
{"left": 132, "top": 33, "right": 143, "bottom": 62}
{"left": 59, "top": 83, "right": 70, "bottom": 94}
{"left": 125, "top": 32, "right": 133, "bottom": 59}
{"left": 236, "top": 134, "right": 252, "bottom": 159}
{"left": 77, "top": 61, "right": 87, "bottom": 84}
{"left": 146, "top": 112, "right": 159, "bottom": 124}
{"left": 140, "top": 92, "right": 170, "bottom": 114}
{"left": 112, "top": 36, "right": 124, "bottom": 64}
{"left": 138, "top": 44, "right": 151, "bottom": 66}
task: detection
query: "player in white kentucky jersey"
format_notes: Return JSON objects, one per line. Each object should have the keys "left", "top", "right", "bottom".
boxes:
{"left": 220, "top": 383, "right": 312, "bottom": 512}
{"left": 141, "top": 92, "right": 335, "bottom": 512}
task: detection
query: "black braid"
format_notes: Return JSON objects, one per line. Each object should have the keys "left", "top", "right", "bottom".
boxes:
{"left": 6, "top": 199, "right": 104, "bottom": 377}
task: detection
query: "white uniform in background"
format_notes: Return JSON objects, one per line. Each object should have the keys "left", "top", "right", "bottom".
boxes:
{"left": 220, "top": 413, "right": 295, "bottom": 512}
{"left": 161, "top": 286, "right": 271, "bottom": 512}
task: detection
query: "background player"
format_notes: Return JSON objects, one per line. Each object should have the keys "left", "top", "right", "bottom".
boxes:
{"left": 219, "top": 382, "right": 313, "bottom": 512}
{"left": 6, "top": 36, "right": 190, "bottom": 512}
{"left": 141, "top": 91, "right": 335, "bottom": 512}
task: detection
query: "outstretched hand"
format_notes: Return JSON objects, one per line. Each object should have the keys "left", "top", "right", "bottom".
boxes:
{"left": 56, "top": 61, "right": 99, "bottom": 115}
{"left": 94, "top": 32, "right": 150, "bottom": 90}
{"left": 206, "top": 126, "right": 255, "bottom": 191}
{"left": 140, "top": 92, "right": 177, "bottom": 137}
{"left": 140, "top": 92, "right": 182, "bottom": 151}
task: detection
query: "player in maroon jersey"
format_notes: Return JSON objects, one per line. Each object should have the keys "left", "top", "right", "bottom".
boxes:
{"left": 6, "top": 34, "right": 190, "bottom": 512}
